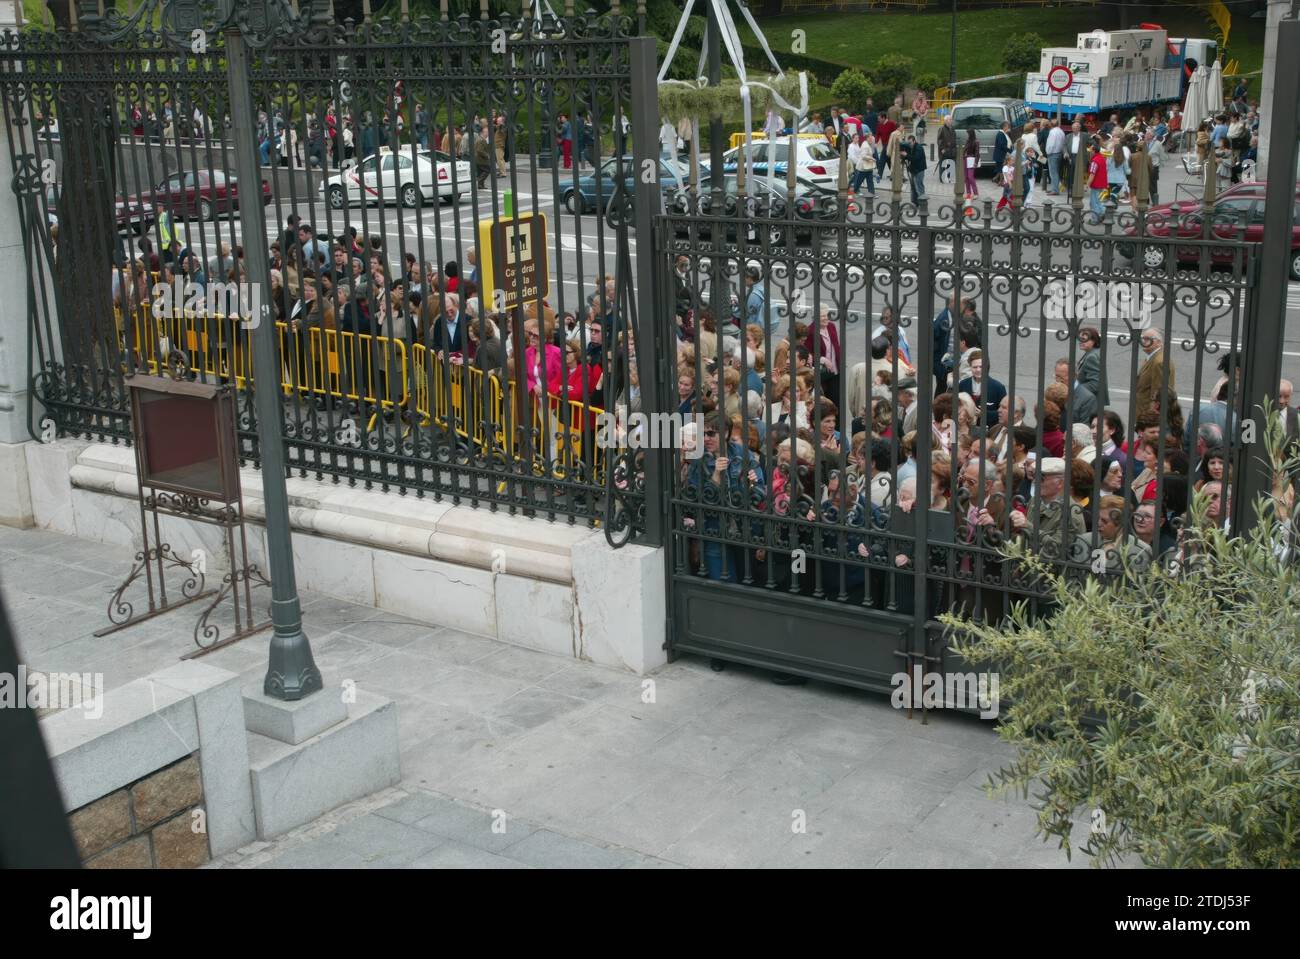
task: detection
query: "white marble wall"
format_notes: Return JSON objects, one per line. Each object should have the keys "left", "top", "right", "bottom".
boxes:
{"left": 0, "top": 0, "right": 36, "bottom": 448}
{"left": 571, "top": 532, "right": 667, "bottom": 674}
{"left": 0, "top": 441, "right": 32, "bottom": 527}
{"left": 38, "top": 440, "right": 670, "bottom": 674}
{"left": 374, "top": 551, "right": 497, "bottom": 636}
{"left": 495, "top": 574, "right": 578, "bottom": 659}
{"left": 27, "top": 439, "right": 89, "bottom": 535}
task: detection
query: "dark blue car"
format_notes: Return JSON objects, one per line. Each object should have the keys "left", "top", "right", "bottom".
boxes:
{"left": 562, "top": 155, "right": 696, "bottom": 215}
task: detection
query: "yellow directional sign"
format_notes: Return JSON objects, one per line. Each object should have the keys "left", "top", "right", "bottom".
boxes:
{"left": 477, "top": 211, "right": 549, "bottom": 312}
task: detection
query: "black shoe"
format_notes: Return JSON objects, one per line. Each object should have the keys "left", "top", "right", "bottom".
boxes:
{"left": 771, "top": 672, "right": 807, "bottom": 686}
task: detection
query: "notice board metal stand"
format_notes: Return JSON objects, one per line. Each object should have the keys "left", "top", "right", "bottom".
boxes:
{"left": 95, "top": 365, "right": 272, "bottom": 657}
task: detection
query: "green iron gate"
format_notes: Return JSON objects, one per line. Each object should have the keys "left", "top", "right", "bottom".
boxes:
{"left": 656, "top": 143, "right": 1267, "bottom": 699}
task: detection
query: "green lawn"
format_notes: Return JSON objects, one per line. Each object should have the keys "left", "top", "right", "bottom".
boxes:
{"left": 742, "top": 5, "right": 1265, "bottom": 89}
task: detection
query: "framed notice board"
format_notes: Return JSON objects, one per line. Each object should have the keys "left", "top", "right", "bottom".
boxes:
{"left": 127, "top": 374, "right": 241, "bottom": 503}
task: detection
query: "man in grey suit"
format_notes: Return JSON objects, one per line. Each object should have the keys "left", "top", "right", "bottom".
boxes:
{"left": 1056, "top": 355, "right": 1099, "bottom": 426}
{"left": 1076, "top": 325, "right": 1108, "bottom": 407}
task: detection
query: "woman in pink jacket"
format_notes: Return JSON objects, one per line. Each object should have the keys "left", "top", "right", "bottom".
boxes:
{"left": 524, "top": 316, "right": 563, "bottom": 399}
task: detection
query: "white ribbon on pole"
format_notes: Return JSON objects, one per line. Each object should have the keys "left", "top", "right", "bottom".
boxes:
{"left": 656, "top": 1, "right": 811, "bottom": 198}
{"left": 656, "top": 0, "right": 698, "bottom": 84}
{"left": 713, "top": 0, "right": 755, "bottom": 194}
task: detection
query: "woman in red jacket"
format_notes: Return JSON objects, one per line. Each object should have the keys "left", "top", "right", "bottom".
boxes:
{"left": 803, "top": 306, "right": 841, "bottom": 401}
{"left": 560, "top": 340, "right": 602, "bottom": 466}
{"left": 561, "top": 341, "right": 603, "bottom": 419}
{"left": 874, "top": 115, "right": 898, "bottom": 177}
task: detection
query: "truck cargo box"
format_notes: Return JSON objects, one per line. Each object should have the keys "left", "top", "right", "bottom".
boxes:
{"left": 1024, "top": 67, "right": 1183, "bottom": 116}
{"left": 1039, "top": 47, "right": 1110, "bottom": 79}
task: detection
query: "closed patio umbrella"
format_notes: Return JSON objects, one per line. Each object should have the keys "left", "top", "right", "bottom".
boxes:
{"left": 1206, "top": 58, "right": 1224, "bottom": 116}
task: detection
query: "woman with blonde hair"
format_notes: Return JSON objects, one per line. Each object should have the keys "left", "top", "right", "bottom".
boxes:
{"left": 772, "top": 338, "right": 792, "bottom": 381}
{"left": 743, "top": 323, "right": 764, "bottom": 363}
{"left": 930, "top": 452, "right": 953, "bottom": 512}
{"left": 768, "top": 373, "right": 809, "bottom": 431}
{"left": 770, "top": 435, "right": 816, "bottom": 517}
{"left": 469, "top": 315, "right": 504, "bottom": 375}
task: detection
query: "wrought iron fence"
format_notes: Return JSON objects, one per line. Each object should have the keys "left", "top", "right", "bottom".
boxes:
{"left": 4, "top": 4, "right": 1298, "bottom": 694}
{"left": 1, "top": 5, "right": 649, "bottom": 534}
{"left": 655, "top": 137, "right": 1276, "bottom": 685}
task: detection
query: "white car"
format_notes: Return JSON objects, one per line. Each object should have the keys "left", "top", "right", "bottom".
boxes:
{"left": 722, "top": 135, "right": 841, "bottom": 191}
{"left": 320, "top": 148, "right": 471, "bottom": 210}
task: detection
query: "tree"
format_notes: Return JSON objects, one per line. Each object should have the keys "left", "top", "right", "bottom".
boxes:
{"left": 866, "top": 53, "right": 914, "bottom": 105}
{"left": 829, "top": 68, "right": 874, "bottom": 114}
{"left": 914, "top": 73, "right": 942, "bottom": 96}
{"left": 942, "top": 411, "right": 1300, "bottom": 869}
{"left": 1001, "top": 33, "right": 1045, "bottom": 76}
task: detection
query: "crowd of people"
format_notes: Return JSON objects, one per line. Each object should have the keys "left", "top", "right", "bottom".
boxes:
{"left": 745, "top": 75, "right": 1260, "bottom": 218}
{"left": 665, "top": 269, "right": 1300, "bottom": 613}
{"left": 111, "top": 209, "right": 627, "bottom": 453}
{"left": 98, "top": 76, "right": 1294, "bottom": 619}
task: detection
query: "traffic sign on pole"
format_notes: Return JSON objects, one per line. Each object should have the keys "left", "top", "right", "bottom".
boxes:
{"left": 1046, "top": 65, "right": 1073, "bottom": 93}
{"left": 1047, "top": 66, "right": 1073, "bottom": 121}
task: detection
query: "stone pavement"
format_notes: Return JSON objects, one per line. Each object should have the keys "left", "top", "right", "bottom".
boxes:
{"left": 2, "top": 525, "right": 1095, "bottom": 868}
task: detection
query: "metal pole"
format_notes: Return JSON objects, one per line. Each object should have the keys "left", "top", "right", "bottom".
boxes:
{"left": 628, "top": 37, "right": 664, "bottom": 548}
{"left": 226, "top": 26, "right": 322, "bottom": 701}
{"left": 1236, "top": 17, "right": 1300, "bottom": 534}
{"left": 948, "top": 0, "right": 957, "bottom": 88}
{"left": 706, "top": 1, "right": 722, "bottom": 198}
{"left": 912, "top": 219, "right": 934, "bottom": 707}
{"left": 705, "top": 1, "right": 725, "bottom": 324}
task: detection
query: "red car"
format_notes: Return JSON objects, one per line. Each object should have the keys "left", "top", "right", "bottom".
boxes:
{"left": 1119, "top": 181, "right": 1300, "bottom": 279}
{"left": 136, "top": 169, "right": 273, "bottom": 222}
{"left": 44, "top": 186, "right": 152, "bottom": 235}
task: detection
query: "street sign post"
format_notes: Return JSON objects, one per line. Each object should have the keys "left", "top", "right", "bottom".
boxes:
{"left": 477, "top": 211, "right": 550, "bottom": 312}
{"left": 1047, "top": 65, "right": 1074, "bottom": 121}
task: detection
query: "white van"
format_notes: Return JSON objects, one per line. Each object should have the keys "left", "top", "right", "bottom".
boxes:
{"left": 951, "top": 98, "right": 1032, "bottom": 173}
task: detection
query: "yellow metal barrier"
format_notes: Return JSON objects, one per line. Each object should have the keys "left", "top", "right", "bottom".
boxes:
{"left": 538, "top": 392, "right": 603, "bottom": 482}
{"left": 112, "top": 301, "right": 612, "bottom": 483}
{"left": 932, "top": 87, "right": 958, "bottom": 119}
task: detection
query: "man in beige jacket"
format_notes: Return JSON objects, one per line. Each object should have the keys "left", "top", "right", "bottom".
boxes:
{"left": 1134, "top": 327, "right": 1174, "bottom": 417}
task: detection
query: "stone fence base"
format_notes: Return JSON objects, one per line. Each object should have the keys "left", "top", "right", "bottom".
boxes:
{"left": 7, "top": 438, "right": 667, "bottom": 675}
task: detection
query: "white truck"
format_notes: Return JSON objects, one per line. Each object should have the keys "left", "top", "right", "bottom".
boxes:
{"left": 1023, "top": 26, "right": 1218, "bottom": 120}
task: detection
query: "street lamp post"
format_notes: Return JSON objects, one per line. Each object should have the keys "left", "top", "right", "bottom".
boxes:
{"left": 151, "top": 0, "right": 325, "bottom": 700}
{"left": 224, "top": 24, "right": 322, "bottom": 702}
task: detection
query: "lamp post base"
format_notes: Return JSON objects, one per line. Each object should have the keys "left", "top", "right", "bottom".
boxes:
{"left": 264, "top": 622, "right": 323, "bottom": 701}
